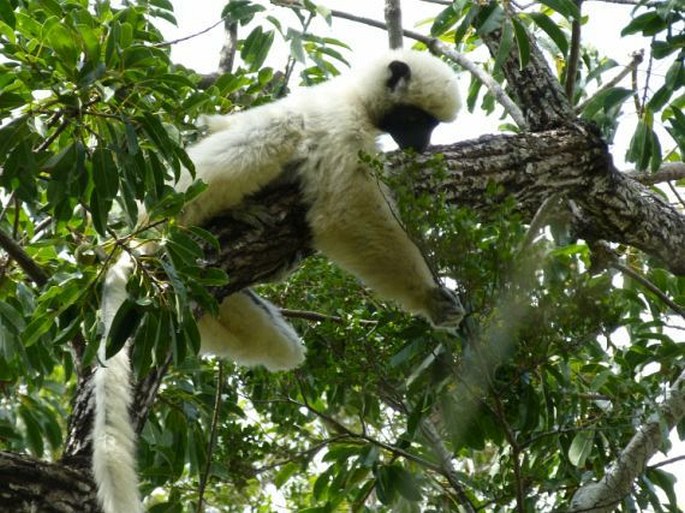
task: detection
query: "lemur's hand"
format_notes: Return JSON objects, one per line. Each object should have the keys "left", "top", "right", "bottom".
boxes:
{"left": 426, "top": 286, "right": 465, "bottom": 329}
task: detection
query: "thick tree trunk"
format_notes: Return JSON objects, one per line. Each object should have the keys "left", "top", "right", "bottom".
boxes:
{"left": 0, "top": 451, "right": 98, "bottom": 513}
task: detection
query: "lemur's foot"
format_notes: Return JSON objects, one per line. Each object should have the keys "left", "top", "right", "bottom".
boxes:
{"left": 427, "top": 287, "right": 465, "bottom": 329}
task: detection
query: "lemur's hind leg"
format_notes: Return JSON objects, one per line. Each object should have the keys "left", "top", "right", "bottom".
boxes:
{"left": 198, "top": 290, "right": 305, "bottom": 371}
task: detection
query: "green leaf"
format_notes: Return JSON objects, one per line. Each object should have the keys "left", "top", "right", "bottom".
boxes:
{"left": 90, "top": 188, "right": 113, "bottom": 237}
{"left": 166, "top": 227, "right": 203, "bottom": 267}
{"left": 665, "top": 59, "right": 684, "bottom": 90}
{"left": 23, "top": 314, "right": 56, "bottom": 348}
{"left": 493, "top": 18, "right": 514, "bottom": 73}
{"left": 626, "top": 117, "right": 651, "bottom": 171}
{"left": 131, "top": 311, "right": 158, "bottom": 375}
{"left": 0, "top": 92, "right": 26, "bottom": 110}
{"left": 648, "top": 126, "right": 662, "bottom": 172}
{"left": 288, "top": 30, "right": 306, "bottom": 64}
{"left": 19, "top": 404, "right": 44, "bottom": 457}
{"left": 44, "top": 18, "right": 78, "bottom": 69}
{"left": 667, "top": 108, "right": 685, "bottom": 156}
{"left": 390, "top": 465, "right": 422, "bottom": 502}
{"left": 106, "top": 298, "right": 143, "bottom": 359}
{"left": 652, "top": 40, "right": 679, "bottom": 60}
{"left": 78, "top": 23, "right": 101, "bottom": 69}
{"left": 24, "top": 280, "right": 83, "bottom": 347}
{"left": 222, "top": 0, "right": 266, "bottom": 26}
{"left": 185, "top": 226, "right": 220, "bottom": 252}
{"left": 474, "top": 2, "right": 506, "bottom": 36}
{"left": 568, "top": 430, "right": 594, "bottom": 467}
{"left": 539, "top": 0, "right": 581, "bottom": 20}
{"left": 454, "top": 5, "right": 477, "bottom": 45}
{"left": 527, "top": 12, "right": 569, "bottom": 56}
{"left": 182, "top": 267, "right": 228, "bottom": 287}
{"left": 646, "top": 467, "right": 678, "bottom": 506}
{"left": 431, "top": 5, "right": 458, "bottom": 37}
{"left": 374, "top": 465, "right": 396, "bottom": 505}
{"left": 602, "top": 87, "right": 634, "bottom": 112}
{"left": 92, "top": 147, "right": 119, "bottom": 200}
{"left": 274, "top": 461, "right": 299, "bottom": 488}
{"left": 512, "top": 18, "right": 530, "bottom": 69}
{"left": 241, "top": 26, "right": 275, "bottom": 71}
{"left": 621, "top": 12, "right": 668, "bottom": 37}
{"left": 105, "top": 20, "right": 121, "bottom": 67}
{"left": 580, "top": 87, "right": 632, "bottom": 119}
{"left": 0, "top": 301, "right": 26, "bottom": 333}
{"left": 0, "top": 0, "right": 16, "bottom": 29}
{"left": 466, "top": 74, "right": 484, "bottom": 112}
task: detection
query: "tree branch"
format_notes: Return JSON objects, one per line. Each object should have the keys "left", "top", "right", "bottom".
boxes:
{"left": 384, "top": 0, "right": 404, "bottom": 49}
{"left": 419, "top": 418, "right": 478, "bottom": 513}
{"left": 480, "top": 28, "right": 575, "bottom": 129}
{"left": 0, "top": 227, "right": 49, "bottom": 287}
{"left": 569, "top": 369, "right": 685, "bottom": 513}
{"left": 218, "top": 21, "right": 238, "bottom": 74}
{"left": 626, "top": 162, "right": 685, "bottom": 185}
{"left": 613, "top": 261, "right": 685, "bottom": 318}
{"left": 0, "top": 451, "right": 98, "bottom": 513}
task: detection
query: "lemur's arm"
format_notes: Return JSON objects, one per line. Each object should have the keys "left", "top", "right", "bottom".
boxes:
{"left": 178, "top": 109, "right": 305, "bottom": 227}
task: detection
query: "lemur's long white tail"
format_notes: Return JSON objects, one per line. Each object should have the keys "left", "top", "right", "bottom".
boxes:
{"left": 91, "top": 255, "right": 306, "bottom": 513}
{"left": 93, "top": 252, "right": 144, "bottom": 513}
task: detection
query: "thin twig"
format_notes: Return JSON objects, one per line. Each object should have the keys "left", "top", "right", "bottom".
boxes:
{"left": 419, "top": 419, "right": 478, "bottom": 513}
{"left": 632, "top": 52, "right": 642, "bottom": 114}
{"left": 667, "top": 181, "right": 685, "bottom": 210}
{"left": 280, "top": 308, "right": 377, "bottom": 325}
{"left": 626, "top": 162, "right": 685, "bottom": 185}
{"left": 649, "top": 454, "right": 685, "bottom": 470}
{"left": 0, "top": 227, "right": 49, "bottom": 286}
{"left": 576, "top": 50, "right": 644, "bottom": 112}
{"left": 34, "top": 118, "right": 70, "bottom": 153}
{"left": 153, "top": 16, "right": 229, "bottom": 48}
{"left": 613, "top": 261, "right": 685, "bottom": 319}
{"left": 428, "top": 39, "right": 528, "bottom": 128}
{"left": 640, "top": 37, "right": 655, "bottom": 113}
{"left": 293, "top": 381, "right": 446, "bottom": 476}
{"left": 197, "top": 361, "right": 224, "bottom": 513}
{"left": 253, "top": 434, "right": 349, "bottom": 474}
{"left": 564, "top": 0, "right": 583, "bottom": 100}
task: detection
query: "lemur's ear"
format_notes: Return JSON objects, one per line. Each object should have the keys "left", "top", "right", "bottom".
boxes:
{"left": 386, "top": 60, "right": 411, "bottom": 92}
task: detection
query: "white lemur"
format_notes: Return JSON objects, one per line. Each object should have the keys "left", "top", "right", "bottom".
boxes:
{"left": 93, "top": 48, "right": 464, "bottom": 513}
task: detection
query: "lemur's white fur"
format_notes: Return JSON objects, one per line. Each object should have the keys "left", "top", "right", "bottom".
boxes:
{"left": 94, "top": 49, "right": 462, "bottom": 513}
{"left": 93, "top": 252, "right": 142, "bottom": 513}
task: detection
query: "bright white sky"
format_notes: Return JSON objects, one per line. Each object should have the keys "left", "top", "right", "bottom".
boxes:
{"left": 159, "top": 1, "right": 684, "bottom": 508}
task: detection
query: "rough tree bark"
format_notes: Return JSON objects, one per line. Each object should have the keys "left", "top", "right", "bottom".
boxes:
{"left": 569, "top": 369, "right": 685, "bottom": 513}
{"left": 2, "top": 12, "right": 685, "bottom": 513}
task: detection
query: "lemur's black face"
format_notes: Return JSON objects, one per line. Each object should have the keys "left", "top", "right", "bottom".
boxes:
{"left": 377, "top": 104, "right": 440, "bottom": 152}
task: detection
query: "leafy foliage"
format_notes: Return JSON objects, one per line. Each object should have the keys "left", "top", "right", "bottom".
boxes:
{"left": 0, "top": 1, "right": 684, "bottom": 513}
